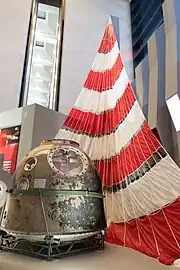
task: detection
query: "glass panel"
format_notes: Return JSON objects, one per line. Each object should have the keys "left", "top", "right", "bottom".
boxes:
{"left": 52, "top": 149, "right": 84, "bottom": 177}
{"left": 21, "top": 0, "right": 61, "bottom": 109}
{"left": 27, "top": 3, "right": 60, "bottom": 108}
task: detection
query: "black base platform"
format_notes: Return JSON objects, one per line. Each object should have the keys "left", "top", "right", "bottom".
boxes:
{"left": 0, "top": 231, "right": 105, "bottom": 261}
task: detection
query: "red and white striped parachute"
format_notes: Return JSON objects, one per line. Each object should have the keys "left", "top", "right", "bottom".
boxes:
{"left": 56, "top": 18, "right": 180, "bottom": 265}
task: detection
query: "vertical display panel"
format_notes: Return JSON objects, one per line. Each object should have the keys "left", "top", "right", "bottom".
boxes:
{"left": 21, "top": 0, "right": 62, "bottom": 110}
{"left": 0, "top": 126, "right": 21, "bottom": 175}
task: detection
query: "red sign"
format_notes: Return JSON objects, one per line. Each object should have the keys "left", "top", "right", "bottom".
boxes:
{"left": 0, "top": 126, "right": 21, "bottom": 175}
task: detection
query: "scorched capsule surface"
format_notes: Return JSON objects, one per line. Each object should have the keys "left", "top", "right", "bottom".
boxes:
{"left": 0, "top": 139, "right": 106, "bottom": 241}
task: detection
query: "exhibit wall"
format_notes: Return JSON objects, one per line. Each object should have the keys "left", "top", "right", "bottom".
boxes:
{"left": 0, "top": 0, "right": 133, "bottom": 117}
{"left": 0, "top": 0, "right": 32, "bottom": 113}
{"left": 135, "top": 0, "right": 180, "bottom": 166}
{"left": 59, "top": 0, "right": 133, "bottom": 115}
{"left": 18, "top": 104, "right": 66, "bottom": 163}
{"left": 0, "top": 104, "right": 66, "bottom": 166}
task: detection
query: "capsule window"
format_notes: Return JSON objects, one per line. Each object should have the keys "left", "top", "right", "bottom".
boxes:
{"left": 48, "top": 147, "right": 84, "bottom": 177}
{"left": 24, "top": 157, "right": 37, "bottom": 172}
{"left": 17, "top": 177, "right": 29, "bottom": 190}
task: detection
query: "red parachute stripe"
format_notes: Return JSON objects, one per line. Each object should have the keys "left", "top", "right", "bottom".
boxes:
{"left": 83, "top": 54, "right": 123, "bottom": 92}
{"left": 64, "top": 84, "right": 135, "bottom": 136}
{"left": 106, "top": 198, "right": 180, "bottom": 265}
{"left": 94, "top": 123, "right": 161, "bottom": 186}
{"left": 98, "top": 24, "right": 116, "bottom": 54}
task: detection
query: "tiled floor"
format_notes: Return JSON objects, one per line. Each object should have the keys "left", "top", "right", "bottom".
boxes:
{"left": 0, "top": 244, "right": 170, "bottom": 270}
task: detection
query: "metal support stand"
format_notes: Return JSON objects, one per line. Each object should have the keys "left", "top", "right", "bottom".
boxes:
{"left": 0, "top": 231, "right": 104, "bottom": 260}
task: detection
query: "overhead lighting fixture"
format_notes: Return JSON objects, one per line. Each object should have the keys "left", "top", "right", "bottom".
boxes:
{"left": 166, "top": 93, "right": 180, "bottom": 132}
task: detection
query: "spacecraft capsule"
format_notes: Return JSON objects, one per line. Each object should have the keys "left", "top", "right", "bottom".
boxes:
{"left": 0, "top": 139, "right": 106, "bottom": 242}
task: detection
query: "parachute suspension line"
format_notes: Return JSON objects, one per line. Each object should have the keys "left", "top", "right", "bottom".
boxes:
{"left": 142, "top": 115, "right": 180, "bottom": 203}
{"left": 100, "top": 27, "right": 118, "bottom": 226}
{"left": 101, "top": 51, "right": 108, "bottom": 222}
{"left": 162, "top": 209, "right": 180, "bottom": 250}
{"left": 143, "top": 124, "right": 179, "bottom": 200}
{"left": 100, "top": 49, "right": 151, "bottom": 246}
{"left": 124, "top": 89, "right": 173, "bottom": 210}
{"left": 108, "top": 65, "right": 115, "bottom": 227}
{"left": 122, "top": 94, "right": 149, "bottom": 247}
{"left": 122, "top": 87, "right": 156, "bottom": 202}
{"left": 114, "top": 71, "right": 127, "bottom": 247}
{"left": 112, "top": 59, "right": 128, "bottom": 247}
{"left": 100, "top": 34, "right": 127, "bottom": 240}
{"left": 123, "top": 122, "right": 141, "bottom": 246}
{"left": 131, "top": 102, "right": 162, "bottom": 255}
{"left": 121, "top": 84, "right": 161, "bottom": 255}
{"left": 116, "top": 83, "right": 139, "bottom": 221}
{"left": 122, "top": 79, "right": 180, "bottom": 254}
{"left": 148, "top": 215, "right": 161, "bottom": 255}
{"left": 123, "top": 83, "right": 169, "bottom": 254}
{"left": 111, "top": 90, "right": 151, "bottom": 247}
{"left": 105, "top": 50, "right": 114, "bottom": 226}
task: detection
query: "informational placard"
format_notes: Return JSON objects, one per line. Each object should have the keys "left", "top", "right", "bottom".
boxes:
{"left": 0, "top": 126, "right": 21, "bottom": 175}
{"left": 34, "top": 179, "right": 46, "bottom": 189}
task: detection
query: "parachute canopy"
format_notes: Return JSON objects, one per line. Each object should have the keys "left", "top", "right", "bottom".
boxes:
{"left": 56, "top": 17, "right": 180, "bottom": 265}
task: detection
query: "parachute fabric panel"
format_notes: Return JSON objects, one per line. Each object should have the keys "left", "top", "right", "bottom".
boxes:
{"left": 56, "top": 18, "right": 180, "bottom": 264}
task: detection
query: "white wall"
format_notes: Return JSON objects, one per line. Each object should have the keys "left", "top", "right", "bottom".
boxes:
{"left": 0, "top": 0, "right": 32, "bottom": 113}
{"left": 0, "top": 0, "right": 133, "bottom": 116}
{"left": 59, "top": 0, "right": 133, "bottom": 115}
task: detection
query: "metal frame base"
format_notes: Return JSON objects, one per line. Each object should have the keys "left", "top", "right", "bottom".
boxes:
{"left": 0, "top": 231, "right": 105, "bottom": 261}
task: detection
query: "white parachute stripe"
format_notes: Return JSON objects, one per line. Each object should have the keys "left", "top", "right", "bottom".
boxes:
{"left": 104, "top": 155, "right": 180, "bottom": 224}
{"left": 74, "top": 68, "right": 129, "bottom": 114}
{"left": 56, "top": 100, "right": 145, "bottom": 160}
{"left": 91, "top": 41, "right": 119, "bottom": 72}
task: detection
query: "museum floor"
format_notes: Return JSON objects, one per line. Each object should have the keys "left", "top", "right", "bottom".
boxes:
{"left": 0, "top": 243, "right": 171, "bottom": 270}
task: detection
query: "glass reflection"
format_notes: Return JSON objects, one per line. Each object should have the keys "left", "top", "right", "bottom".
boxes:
{"left": 52, "top": 150, "right": 83, "bottom": 176}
